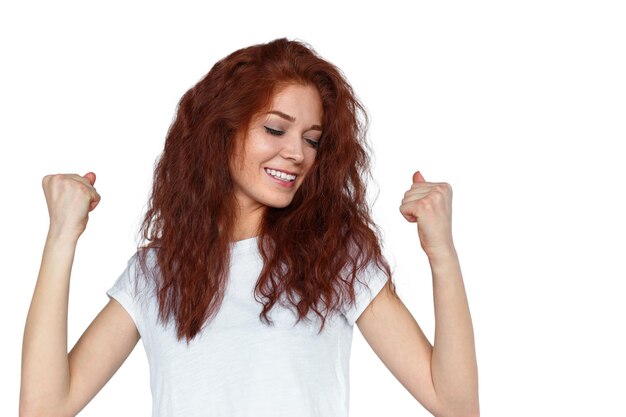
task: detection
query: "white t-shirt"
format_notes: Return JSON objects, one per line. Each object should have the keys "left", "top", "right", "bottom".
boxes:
{"left": 107, "top": 236, "right": 388, "bottom": 417}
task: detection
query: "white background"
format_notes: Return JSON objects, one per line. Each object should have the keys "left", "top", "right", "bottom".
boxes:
{"left": 2, "top": 1, "right": 625, "bottom": 416}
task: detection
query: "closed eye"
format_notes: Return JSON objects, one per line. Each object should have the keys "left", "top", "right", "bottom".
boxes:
{"left": 265, "top": 126, "right": 319, "bottom": 149}
{"left": 305, "top": 139, "right": 320, "bottom": 149}
{"left": 264, "top": 126, "right": 284, "bottom": 136}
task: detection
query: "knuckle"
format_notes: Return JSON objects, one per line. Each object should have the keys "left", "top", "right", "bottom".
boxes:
{"left": 431, "top": 190, "right": 444, "bottom": 201}
{"left": 78, "top": 184, "right": 91, "bottom": 195}
{"left": 435, "top": 183, "right": 452, "bottom": 195}
{"left": 48, "top": 174, "right": 65, "bottom": 187}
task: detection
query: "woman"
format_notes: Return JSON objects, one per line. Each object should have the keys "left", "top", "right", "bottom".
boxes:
{"left": 21, "top": 38, "right": 478, "bottom": 416}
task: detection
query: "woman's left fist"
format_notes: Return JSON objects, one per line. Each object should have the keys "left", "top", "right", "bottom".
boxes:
{"left": 399, "top": 171, "right": 455, "bottom": 257}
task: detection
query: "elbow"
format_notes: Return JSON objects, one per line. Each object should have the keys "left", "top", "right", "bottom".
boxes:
{"left": 437, "top": 404, "right": 480, "bottom": 417}
{"left": 20, "top": 410, "right": 69, "bottom": 417}
{"left": 20, "top": 402, "right": 71, "bottom": 417}
{"left": 19, "top": 404, "right": 46, "bottom": 417}
{"left": 433, "top": 384, "right": 480, "bottom": 417}
{"left": 435, "top": 410, "right": 479, "bottom": 417}
{"left": 19, "top": 385, "right": 73, "bottom": 417}
{"left": 432, "top": 397, "right": 479, "bottom": 417}
{"left": 19, "top": 404, "right": 42, "bottom": 417}
{"left": 460, "top": 408, "right": 480, "bottom": 417}
{"left": 19, "top": 396, "right": 40, "bottom": 417}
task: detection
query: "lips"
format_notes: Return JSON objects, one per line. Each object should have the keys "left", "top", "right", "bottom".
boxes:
{"left": 265, "top": 168, "right": 296, "bottom": 188}
{"left": 264, "top": 167, "right": 299, "bottom": 176}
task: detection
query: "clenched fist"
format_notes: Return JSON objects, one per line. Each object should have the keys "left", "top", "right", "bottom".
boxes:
{"left": 399, "top": 171, "right": 455, "bottom": 259}
{"left": 42, "top": 172, "right": 101, "bottom": 240}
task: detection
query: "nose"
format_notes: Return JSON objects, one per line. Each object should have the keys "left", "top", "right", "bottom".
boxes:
{"left": 279, "top": 133, "right": 305, "bottom": 164}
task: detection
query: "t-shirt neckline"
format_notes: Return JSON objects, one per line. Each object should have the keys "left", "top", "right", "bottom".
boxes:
{"left": 230, "top": 236, "right": 259, "bottom": 254}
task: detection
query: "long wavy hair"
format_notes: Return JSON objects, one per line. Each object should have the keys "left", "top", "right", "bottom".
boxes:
{"left": 135, "top": 37, "right": 398, "bottom": 341}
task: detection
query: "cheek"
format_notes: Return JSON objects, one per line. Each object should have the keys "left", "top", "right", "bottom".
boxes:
{"left": 256, "top": 140, "right": 278, "bottom": 156}
{"left": 304, "top": 150, "right": 318, "bottom": 167}
{"left": 244, "top": 138, "right": 275, "bottom": 162}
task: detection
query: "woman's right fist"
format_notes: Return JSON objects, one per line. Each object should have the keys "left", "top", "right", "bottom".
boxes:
{"left": 42, "top": 172, "right": 102, "bottom": 239}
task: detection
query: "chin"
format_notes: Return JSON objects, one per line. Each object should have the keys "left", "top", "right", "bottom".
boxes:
{"left": 261, "top": 194, "right": 298, "bottom": 208}
{"left": 267, "top": 200, "right": 293, "bottom": 209}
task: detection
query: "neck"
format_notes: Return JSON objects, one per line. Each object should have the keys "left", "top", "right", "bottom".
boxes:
{"left": 231, "top": 209, "right": 264, "bottom": 243}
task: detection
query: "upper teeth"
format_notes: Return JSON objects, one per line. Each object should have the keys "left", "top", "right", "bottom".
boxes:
{"left": 265, "top": 168, "right": 296, "bottom": 181}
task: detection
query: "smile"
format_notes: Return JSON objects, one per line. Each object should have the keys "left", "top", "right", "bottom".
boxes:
{"left": 264, "top": 168, "right": 296, "bottom": 182}
{"left": 264, "top": 168, "right": 297, "bottom": 189}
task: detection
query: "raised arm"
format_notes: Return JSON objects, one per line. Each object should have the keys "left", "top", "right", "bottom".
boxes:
{"left": 356, "top": 171, "right": 478, "bottom": 417}
{"left": 20, "top": 173, "right": 140, "bottom": 417}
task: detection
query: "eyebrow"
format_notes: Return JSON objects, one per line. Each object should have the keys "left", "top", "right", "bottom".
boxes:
{"left": 267, "top": 110, "right": 323, "bottom": 131}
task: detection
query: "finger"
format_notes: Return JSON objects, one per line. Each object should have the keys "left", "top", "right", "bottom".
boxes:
{"left": 68, "top": 173, "right": 96, "bottom": 190}
{"left": 399, "top": 207, "right": 418, "bottom": 223}
{"left": 67, "top": 174, "right": 100, "bottom": 209}
{"left": 402, "top": 195, "right": 430, "bottom": 205}
{"left": 83, "top": 172, "right": 96, "bottom": 186}
{"left": 399, "top": 206, "right": 418, "bottom": 223}
{"left": 409, "top": 182, "right": 438, "bottom": 191}
{"left": 404, "top": 215, "right": 417, "bottom": 223}
{"left": 88, "top": 192, "right": 101, "bottom": 212}
{"left": 403, "top": 189, "right": 431, "bottom": 200}
{"left": 405, "top": 184, "right": 436, "bottom": 197}
{"left": 413, "top": 170, "right": 426, "bottom": 183}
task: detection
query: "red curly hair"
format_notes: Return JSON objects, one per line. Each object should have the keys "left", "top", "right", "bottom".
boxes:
{"left": 135, "top": 37, "right": 397, "bottom": 341}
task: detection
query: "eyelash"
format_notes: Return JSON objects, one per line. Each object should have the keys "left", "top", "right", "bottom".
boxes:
{"left": 264, "top": 126, "right": 320, "bottom": 149}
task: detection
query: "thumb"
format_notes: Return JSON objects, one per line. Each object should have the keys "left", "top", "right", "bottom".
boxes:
{"left": 83, "top": 172, "right": 96, "bottom": 186}
{"left": 413, "top": 170, "right": 425, "bottom": 183}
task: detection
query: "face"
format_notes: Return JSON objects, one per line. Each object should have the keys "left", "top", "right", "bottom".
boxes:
{"left": 229, "top": 83, "right": 323, "bottom": 215}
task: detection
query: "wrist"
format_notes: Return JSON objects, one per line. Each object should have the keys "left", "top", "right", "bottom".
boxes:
{"left": 46, "top": 225, "right": 81, "bottom": 246}
{"left": 425, "top": 245, "right": 458, "bottom": 264}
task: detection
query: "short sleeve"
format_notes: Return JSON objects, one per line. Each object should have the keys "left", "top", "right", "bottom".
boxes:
{"left": 106, "top": 253, "right": 144, "bottom": 331}
{"left": 342, "top": 261, "right": 390, "bottom": 326}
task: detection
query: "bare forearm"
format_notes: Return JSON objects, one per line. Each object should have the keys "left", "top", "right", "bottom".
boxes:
{"left": 21, "top": 229, "right": 79, "bottom": 413}
{"left": 429, "top": 248, "right": 479, "bottom": 415}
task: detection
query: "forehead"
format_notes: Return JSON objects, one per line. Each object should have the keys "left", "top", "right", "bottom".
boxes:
{"left": 266, "top": 84, "right": 323, "bottom": 115}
